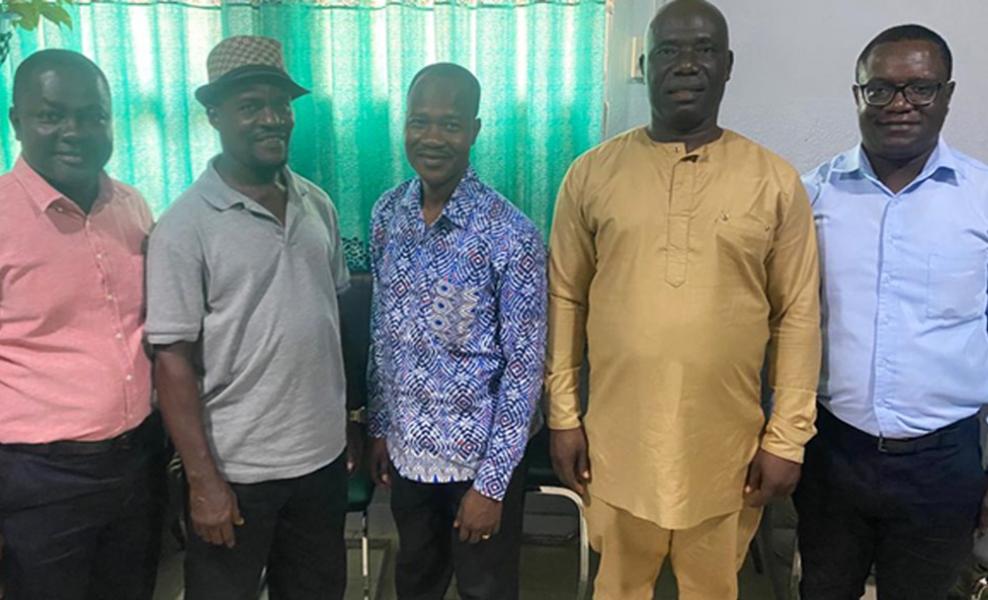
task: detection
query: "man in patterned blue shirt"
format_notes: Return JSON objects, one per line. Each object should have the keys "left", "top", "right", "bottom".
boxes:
{"left": 367, "top": 63, "right": 547, "bottom": 599}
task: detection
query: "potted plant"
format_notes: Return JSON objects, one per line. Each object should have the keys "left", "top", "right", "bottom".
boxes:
{"left": 1, "top": 0, "right": 74, "bottom": 66}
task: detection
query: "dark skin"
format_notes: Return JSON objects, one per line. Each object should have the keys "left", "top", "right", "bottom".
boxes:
{"left": 209, "top": 81, "right": 296, "bottom": 223}
{"left": 9, "top": 65, "right": 113, "bottom": 213}
{"left": 855, "top": 43, "right": 988, "bottom": 533}
{"left": 369, "top": 74, "right": 496, "bottom": 544}
{"left": 855, "top": 40, "right": 954, "bottom": 194}
{"left": 404, "top": 75, "right": 481, "bottom": 224}
{"left": 856, "top": 40, "right": 988, "bottom": 531}
{"left": 639, "top": 0, "right": 733, "bottom": 152}
{"left": 155, "top": 79, "right": 363, "bottom": 548}
{"left": 551, "top": 0, "right": 799, "bottom": 509}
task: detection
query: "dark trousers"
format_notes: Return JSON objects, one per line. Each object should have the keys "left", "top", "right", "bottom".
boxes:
{"left": 0, "top": 416, "right": 166, "bottom": 600}
{"left": 183, "top": 454, "right": 348, "bottom": 600}
{"left": 390, "top": 461, "right": 528, "bottom": 600}
{"left": 794, "top": 407, "right": 987, "bottom": 600}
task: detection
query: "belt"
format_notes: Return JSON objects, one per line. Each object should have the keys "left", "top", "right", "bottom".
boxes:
{"left": 876, "top": 419, "right": 974, "bottom": 455}
{"left": 818, "top": 406, "right": 977, "bottom": 456}
{"left": 0, "top": 416, "right": 155, "bottom": 457}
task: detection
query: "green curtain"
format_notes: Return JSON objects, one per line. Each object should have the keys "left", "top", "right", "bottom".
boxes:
{"left": 0, "top": 0, "right": 607, "bottom": 270}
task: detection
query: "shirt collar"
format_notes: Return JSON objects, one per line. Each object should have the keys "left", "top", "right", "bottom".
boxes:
{"left": 12, "top": 156, "right": 114, "bottom": 214}
{"left": 400, "top": 166, "right": 481, "bottom": 229}
{"left": 198, "top": 156, "right": 305, "bottom": 211}
{"left": 830, "top": 137, "right": 960, "bottom": 184}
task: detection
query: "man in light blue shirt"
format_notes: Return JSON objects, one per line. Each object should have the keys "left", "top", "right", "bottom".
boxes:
{"left": 796, "top": 24, "right": 988, "bottom": 600}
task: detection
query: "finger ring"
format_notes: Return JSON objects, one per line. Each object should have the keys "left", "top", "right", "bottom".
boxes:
{"left": 481, "top": 534, "right": 491, "bottom": 540}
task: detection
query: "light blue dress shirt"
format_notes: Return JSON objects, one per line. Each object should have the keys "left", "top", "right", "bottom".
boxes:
{"left": 803, "top": 139, "right": 988, "bottom": 438}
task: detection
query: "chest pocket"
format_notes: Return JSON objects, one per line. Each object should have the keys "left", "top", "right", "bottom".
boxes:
{"left": 715, "top": 215, "right": 772, "bottom": 257}
{"left": 927, "top": 252, "right": 987, "bottom": 320}
{"left": 713, "top": 214, "right": 773, "bottom": 287}
{"left": 428, "top": 278, "right": 481, "bottom": 347}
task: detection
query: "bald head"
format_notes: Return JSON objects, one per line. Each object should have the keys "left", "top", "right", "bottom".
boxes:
{"left": 647, "top": 0, "right": 729, "bottom": 53}
{"left": 12, "top": 49, "right": 109, "bottom": 109}
{"left": 640, "top": 0, "right": 732, "bottom": 143}
{"left": 8, "top": 48, "right": 114, "bottom": 211}
{"left": 408, "top": 63, "right": 481, "bottom": 120}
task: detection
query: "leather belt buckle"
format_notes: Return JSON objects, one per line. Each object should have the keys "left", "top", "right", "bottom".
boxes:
{"left": 877, "top": 436, "right": 915, "bottom": 455}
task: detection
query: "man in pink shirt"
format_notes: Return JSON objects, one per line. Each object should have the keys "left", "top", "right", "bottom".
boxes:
{"left": 0, "top": 49, "right": 163, "bottom": 599}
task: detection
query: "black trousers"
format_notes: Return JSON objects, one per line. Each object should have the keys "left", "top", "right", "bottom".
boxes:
{"left": 183, "top": 454, "right": 348, "bottom": 600}
{"left": 0, "top": 416, "right": 166, "bottom": 600}
{"left": 794, "top": 407, "right": 987, "bottom": 600}
{"left": 390, "top": 461, "right": 528, "bottom": 600}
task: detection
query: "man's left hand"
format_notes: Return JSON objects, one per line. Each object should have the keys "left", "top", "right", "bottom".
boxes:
{"left": 454, "top": 488, "right": 503, "bottom": 544}
{"left": 346, "top": 421, "right": 365, "bottom": 475}
{"left": 744, "top": 449, "right": 801, "bottom": 507}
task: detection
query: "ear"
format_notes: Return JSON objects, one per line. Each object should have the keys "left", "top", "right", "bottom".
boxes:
{"left": 470, "top": 118, "right": 482, "bottom": 145}
{"left": 725, "top": 50, "right": 734, "bottom": 82}
{"left": 206, "top": 105, "right": 221, "bottom": 129}
{"left": 8, "top": 106, "right": 20, "bottom": 142}
{"left": 852, "top": 84, "right": 864, "bottom": 109}
{"left": 944, "top": 80, "right": 956, "bottom": 104}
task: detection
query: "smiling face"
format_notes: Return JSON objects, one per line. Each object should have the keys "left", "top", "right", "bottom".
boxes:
{"left": 404, "top": 75, "right": 481, "bottom": 192}
{"left": 209, "top": 80, "right": 294, "bottom": 171}
{"left": 10, "top": 65, "right": 113, "bottom": 196}
{"left": 855, "top": 39, "right": 953, "bottom": 162}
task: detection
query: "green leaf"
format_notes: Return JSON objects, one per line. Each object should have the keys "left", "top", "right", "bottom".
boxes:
{"left": 40, "top": 2, "right": 71, "bottom": 28}
{"left": 8, "top": 3, "right": 40, "bottom": 30}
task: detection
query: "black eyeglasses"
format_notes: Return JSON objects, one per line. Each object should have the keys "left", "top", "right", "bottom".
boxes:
{"left": 856, "top": 81, "right": 946, "bottom": 107}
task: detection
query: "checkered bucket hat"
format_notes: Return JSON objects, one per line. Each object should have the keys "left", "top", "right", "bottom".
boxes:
{"left": 195, "top": 35, "right": 309, "bottom": 106}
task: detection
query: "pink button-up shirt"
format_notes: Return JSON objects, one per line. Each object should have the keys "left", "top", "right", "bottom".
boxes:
{"left": 0, "top": 158, "right": 153, "bottom": 443}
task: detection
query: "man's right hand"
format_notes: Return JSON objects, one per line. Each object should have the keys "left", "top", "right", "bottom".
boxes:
{"left": 550, "top": 426, "right": 592, "bottom": 496}
{"left": 368, "top": 436, "right": 391, "bottom": 487}
{"left": 188, "top": 475, "right": 243, "bottom": 548}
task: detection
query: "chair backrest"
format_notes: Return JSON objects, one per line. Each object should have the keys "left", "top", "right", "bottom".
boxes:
{"left": 339, "top": 272, "right": 374, "bottom": 408}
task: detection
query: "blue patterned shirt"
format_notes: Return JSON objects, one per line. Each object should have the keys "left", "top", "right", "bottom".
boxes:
{"left": 367, "top": 167, "right": 547, "bottom": 501}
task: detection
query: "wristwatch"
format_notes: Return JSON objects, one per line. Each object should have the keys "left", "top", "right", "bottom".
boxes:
{"left": 348, "top": 407, "right": 367, "bottom": 425}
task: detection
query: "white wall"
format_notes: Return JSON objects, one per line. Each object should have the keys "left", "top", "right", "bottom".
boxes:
{"left": 605, "top": 0, "right": 988, "bottom": 172}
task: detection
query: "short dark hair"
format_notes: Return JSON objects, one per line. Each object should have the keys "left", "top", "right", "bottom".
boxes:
{"left": 856, "top": 24, "right": 953, "bottom": 82}
{"left": 408, "top": 63, "right": 481, "bottom": 119}
{"left": 12, "top": 49, "right": 109, "bottom": 107}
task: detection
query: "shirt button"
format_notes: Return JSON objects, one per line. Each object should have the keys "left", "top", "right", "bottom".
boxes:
{"left": 125, "top": 374, "right": 133, "bottom": 382}
{"left": 96, "top": 253, "right": 104, "bottom": 260}
{"left": 106, "top": 293, "right": 114, "bottom": 300}
{"left": 115, "top": 332, "right": 124, "bottom": 340}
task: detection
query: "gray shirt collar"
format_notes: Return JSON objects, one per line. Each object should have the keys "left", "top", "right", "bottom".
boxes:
{"left": 196, "top": 156, "right": 308, "bottom": 212}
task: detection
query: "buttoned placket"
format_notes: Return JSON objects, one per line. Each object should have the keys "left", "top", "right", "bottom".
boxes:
{"left": 665, "top": 146, "right": 700, "bottom": 287}
{"left": 53, "top": 199, "right": 136, "bottom": 428}
{"left": 867, "top": 173, "right": 927, "bottom": 437}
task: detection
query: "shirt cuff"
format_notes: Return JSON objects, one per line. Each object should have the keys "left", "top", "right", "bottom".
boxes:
{"left": 760, "top": 431, "right": 806, "bottom": 463}
{"left": 760, "top": 388, "right": 818, "bottom": 464}
{"left": 367, "top": 407, "right": 389, "bottom": 438}
{"left": 472, "top": 459, "right": 514, "bottom": 502}
{"left": 146, "top": 330, "right": 200, "bottom": 346}
{"left": 545, "top": 392, "right": 582, "bottom": 430}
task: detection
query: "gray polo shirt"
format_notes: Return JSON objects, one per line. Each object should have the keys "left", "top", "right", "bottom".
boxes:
{"left": 146, "top": 160, "right": 350, "bottom": 483}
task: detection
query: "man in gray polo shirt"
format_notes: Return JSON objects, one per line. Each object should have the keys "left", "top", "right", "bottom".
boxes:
{"left": 146, "top": 36, "right": 358, "bottom": 600}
